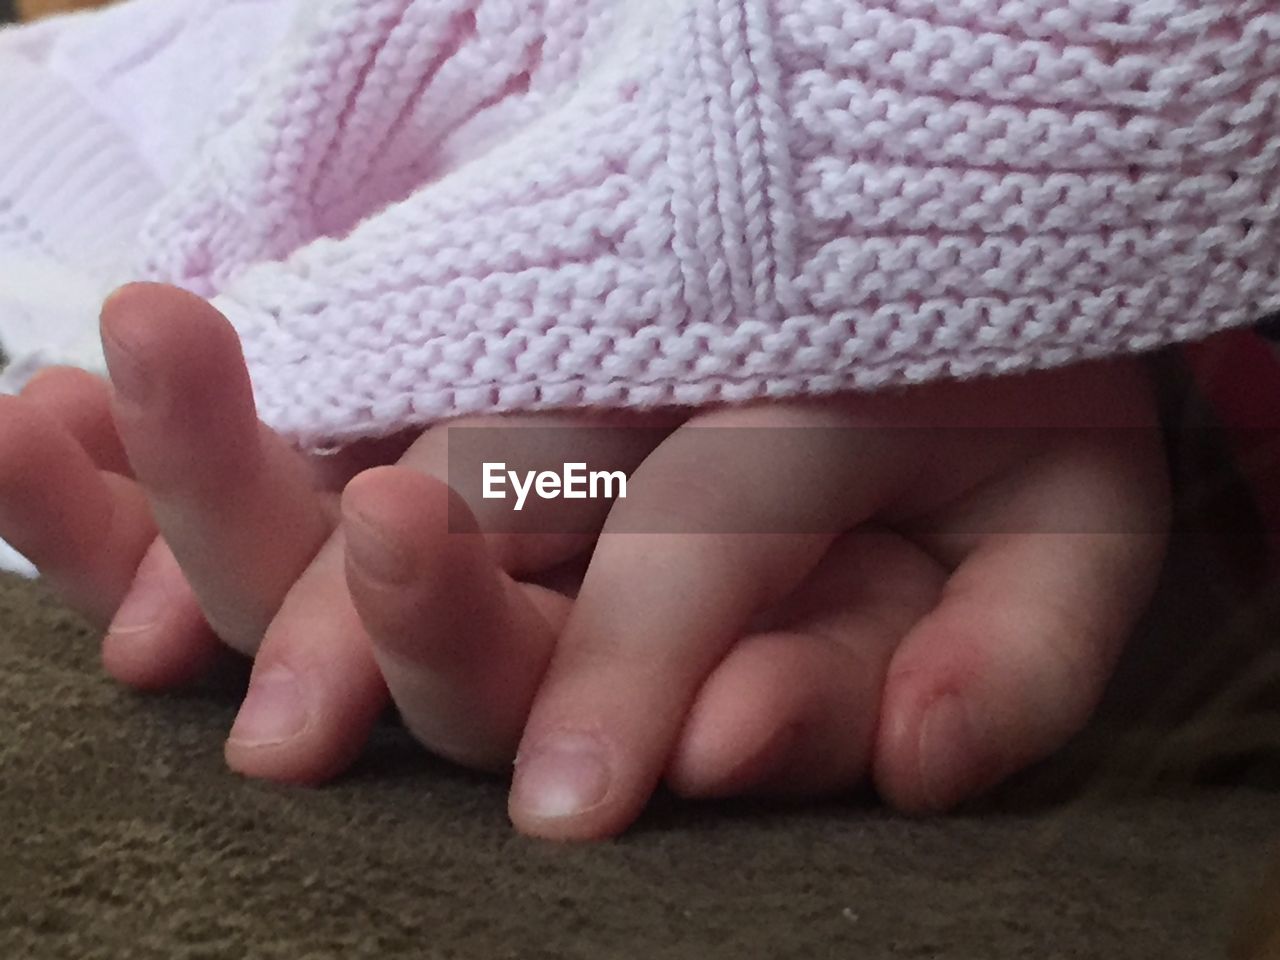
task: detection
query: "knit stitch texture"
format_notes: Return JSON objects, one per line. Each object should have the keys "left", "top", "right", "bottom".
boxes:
{"left": 1, "top": 0, "right": 1278, "bottom": 449}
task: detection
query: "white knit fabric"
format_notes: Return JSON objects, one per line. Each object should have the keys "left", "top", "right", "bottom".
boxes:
{"left": 0, "top": 0, "right": 300, "bottom": 390}
{"left": 0, "top": 0, "right": 1277, "bottom": 455}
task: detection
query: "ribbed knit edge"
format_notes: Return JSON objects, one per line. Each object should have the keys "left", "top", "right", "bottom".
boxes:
{"left": 0, "top": 53, "right": 159, "bottom": 275}
{"left": 0, "top": 36, "right": 160, "bottom": 580}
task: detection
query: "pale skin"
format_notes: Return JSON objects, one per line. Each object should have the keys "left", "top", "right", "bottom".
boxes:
{"left": 0, "top": 283, "right": 1170, "bottom": 840}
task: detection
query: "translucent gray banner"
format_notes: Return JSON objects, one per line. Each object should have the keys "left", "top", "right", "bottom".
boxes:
{"left": 444, "top": 425, "right": 1263, "bottom": 536}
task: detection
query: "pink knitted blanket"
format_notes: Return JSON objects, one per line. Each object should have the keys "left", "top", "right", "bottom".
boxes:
{"left": 0, "top": 0, "right": 1277, "bottom": 450}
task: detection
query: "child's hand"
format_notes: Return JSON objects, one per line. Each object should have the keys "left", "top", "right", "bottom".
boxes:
{"left": 1, "top": 283, "right": 671, "bottom": 780}
{"left": 340, "top": 355, "right": 1169, "bottom": 839}
{"left": 0, "top": 283, "right": 1169, "bottom": 842}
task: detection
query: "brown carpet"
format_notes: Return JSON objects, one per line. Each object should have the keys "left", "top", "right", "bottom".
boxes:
{"left": 2, "top": 458, "right": 1279, "bottom": 959}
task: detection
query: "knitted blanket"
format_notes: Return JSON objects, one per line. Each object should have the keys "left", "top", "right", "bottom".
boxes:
{"left": 1, "top": 0, "right": 1278, "bottom": 450}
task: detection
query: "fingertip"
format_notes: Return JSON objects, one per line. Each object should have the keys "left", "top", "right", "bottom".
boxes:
{"left": 99, "top": 283, "right": 172, "bottom": 358}
{"left": 100, "top": 286, "right": 268, "bottom": 514}
{"left": 667, "top": 634, "right": 874, "bottom": 800}
{"left": 19, "top": 366, "right": 131, "bottom": 476}
{"left": 100, "top": 281, "right": 158, "bottom": 319}
{"left": 17, "top": 364, "right": 103, "bottom": 406}
{"left": 99, "top": 540, "right": 219, "bottom": 690}
{"left": 100, "top": 283, "right": 246, "bottom": 412}
{"left": 666, "top": 645, "right": 805, "bottom": 798}
{"left": 667, "top": 717, "right": 801, "bottom": 801}
{"left": 224, "top": 727, "right": 376, "bottom": 787}
{"left": 221, "top": 540, "right": 390, "bottom": 786}
{"left": 508, "top": 731, "right": 639, "bottom": 841}
{"left": 343, "top": 499, "right": 421, "bottom": 591}
{"left": 101, "top": 620, "right": 223, "bottom": 692}
{"left": 343, "top": 467, "right": 504, "bottom": 662}
{"left": 100, "top": 281, "right": 216, "bottom": 329}
{"left": 872, "top": 583, "right": 1117, "bottom": 814}
{"left": 342, "top": 466, "right": 472, "bottom": 542}
{"left": 224, "top": 656, "right": 385, "bottom": 786}
{"left": 873, "top": 656, "right": 1016, "bottom": 815}
{"left": 0, "top": 396, "right": 127, "bottom": 615}
{"left": 224, "top": 742, "right": 347, "bottom": 787}
{"left": 0, "top": 393, "right": 53, "bottom": 464}
{"left": 874, "top": 686, "right": 978, "bottom": 815}
{"left": 17, "top": 365, "right": 93, "bottom": 404}
{"left": 341, "top": 468, "right": 464, "bottom": 622}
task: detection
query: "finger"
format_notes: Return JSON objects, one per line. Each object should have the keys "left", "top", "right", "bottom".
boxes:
{"left": 219, "top": 409, "right": 658, "bottom": 784}
{"left": 0, "top": 384, "right": 219, "bottom": 689}
{"left": 219, "top": 410, "right": 652, "bottom": 782}
{"left": 342, "top": 467, "right": 569, "bottom": 770}
{"left": 222, "top": 533, "right": 387, "bottom": 784}
{"left": 0, "top": 395, "right": 154, "bottom": 625}
{"left": 874, "top": 437, "right": 1169, "bottom": 813}
{"left": 510, "top": 531, "right": 828, "bottom": 839}
{"left": 667, "top": 530, "right": 945, "bottom": 798}
{"left": 100, "top": 537, "right": 224, "bottom": 691}
{"left": 100, "top": 282, "right": 335, "bottom": 655}
{"left": 508, "top": 407, "right": 903, "bottom": 840}
{"left": 19, "top": 366, "right": 132, "bottom": 476}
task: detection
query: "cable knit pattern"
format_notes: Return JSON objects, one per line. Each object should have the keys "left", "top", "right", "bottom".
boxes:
{"left": 0, "top": 0, "right": 299, "bottom": 394}
{"left": 1, "top": 0, "right": 1279, "bottom": 450}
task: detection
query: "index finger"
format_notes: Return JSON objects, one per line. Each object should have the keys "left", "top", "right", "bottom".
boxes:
{"left": 506, "top": 406, "right": 919, "bottom": 839}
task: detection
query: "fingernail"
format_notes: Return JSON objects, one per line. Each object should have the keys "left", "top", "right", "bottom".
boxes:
{"left": 100, "top": 283, "right": 135, "bottom": 317}
{"left": 917, "top": 694, "right": 979, "bottom": 811}
{"left": 345, "top": 511, "right": 414, "bottom": 585}
{"left": 100, "top": 326, "right": 152, "bottom": 406}
{"left": 512, "top": 733, "right": 612, "bottom": 820}
{"left": 108, "top": 571, "right": 168, "bottom": 637}
{"left": 228, "top": 665, "right": 309, "bottom": 746}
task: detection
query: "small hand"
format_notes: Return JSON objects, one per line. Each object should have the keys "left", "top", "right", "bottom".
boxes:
{"left": 94, "top": 283, "right": 672, "bottom": 782}
{"left": 342, "top": 361, "right": 1169, "bottom": 839}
